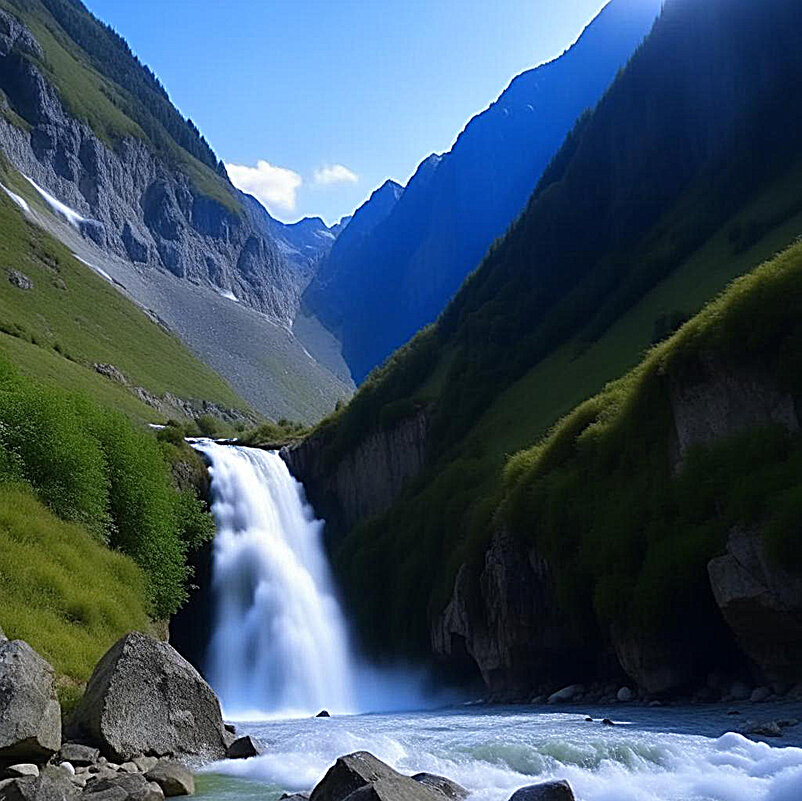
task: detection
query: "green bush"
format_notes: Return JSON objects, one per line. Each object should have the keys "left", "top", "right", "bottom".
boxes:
{"left": 0, "top": 356, "right": 214, "bottom": 617}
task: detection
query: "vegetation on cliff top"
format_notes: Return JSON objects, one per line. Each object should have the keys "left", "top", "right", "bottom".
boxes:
{"left": 321, "top": 0, "right": 802, "bottom": 659}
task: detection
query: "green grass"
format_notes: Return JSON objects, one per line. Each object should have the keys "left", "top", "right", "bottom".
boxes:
{"left": 0, "top": 483, "right": 149, "bottom": 707}
{"left": 0, "top": 183, "right": 248, "bottom": 413}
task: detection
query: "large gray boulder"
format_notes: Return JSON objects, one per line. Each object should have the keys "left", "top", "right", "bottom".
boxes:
{"left": 0, "top": 640, "right": 61, "bottom": 761}
{"left": 68, "top": 633, "right": 227, "bottom": 762}
{"left": 507, "top": 781, "right": 576, "bottom": 801}
{"left": 310, "top": 753, "right": 442, "bottom": 801}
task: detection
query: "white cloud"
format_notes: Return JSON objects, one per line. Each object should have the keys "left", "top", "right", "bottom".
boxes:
{"left": 225, "top": 160, "right": 302, "bottom": 213}
{"left": 313, "top": 164, "right": 359, "bottom": 186}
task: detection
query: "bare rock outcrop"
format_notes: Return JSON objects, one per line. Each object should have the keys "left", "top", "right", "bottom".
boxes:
{"left": 708, "top": 525, "right": 802, "bottom": 683}
{"left": 282, "top": 406, "right": 430, "bottom": 533}
{"left": 432, "top": 529, "right": 588, "bottom": 695}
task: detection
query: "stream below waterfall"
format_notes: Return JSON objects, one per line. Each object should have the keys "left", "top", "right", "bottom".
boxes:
{"left": 190, "top": 440, "right": 802, "bottom": 801}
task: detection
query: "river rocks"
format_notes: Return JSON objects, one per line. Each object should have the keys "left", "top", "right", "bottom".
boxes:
{"left": 1, "top": 765, "right": 80, "bottom": 801}
{"left": 225, "top": 736, "right": 263, "bottom": 760}
{"left": 708, "top": 526, "right": 802, "bottom": 684}
{"left": 144, "top": 762, "right": 194, "bottom": 797}
{"left": 84, "top": 772, "right": 164, "bottom": 801}
{"left": 0, "top": 639, "right": 61, "bottom": 761}
{"left": 310, "top": 753, "right": 443, "bottom": 801}
{"left": 507, "top": 781, "right": 576, "bottom": 801}
{"left": 68, "top": 632, "right": 227, "bottom": 762}
{"left": 411, "top": 773, "right": 468, "bottom": 801}
{"left": 316, "top": 711, "right": 331, "bottom": 718}
{"left": 59, "top": 744, "right": 100, "bottom": 768}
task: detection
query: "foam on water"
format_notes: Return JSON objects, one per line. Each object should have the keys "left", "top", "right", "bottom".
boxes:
{"left": 200, "top": 708, "right": 802, "bottom": 801}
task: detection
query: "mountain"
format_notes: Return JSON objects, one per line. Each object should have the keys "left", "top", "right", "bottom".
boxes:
{"left": 304, "top": 0, "right": 663, "bottom": 382}
{"left": 303, "top": 179, "right": 403, "bottom": 331}
{"left": 0, "top": 0, "right": 352, "bottom": 420}
{"left": 286, "top": 0, "right": 802, "bottom": 696}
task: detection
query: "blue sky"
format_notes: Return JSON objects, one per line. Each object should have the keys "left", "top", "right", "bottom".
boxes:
{"left": 85, "top": 1, "right": 609, "bottom": 225}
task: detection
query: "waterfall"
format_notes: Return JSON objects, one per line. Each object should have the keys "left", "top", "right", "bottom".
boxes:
{"left": 191, "top": 440, "right": 356, "bottom": 719}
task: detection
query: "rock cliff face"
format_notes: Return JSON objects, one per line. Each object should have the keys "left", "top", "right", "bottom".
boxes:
{"left": 281, "top": 406, "right": 430, "bottom": 534}
{"left": 431, "top": 356, "right": 802, "bottom": 696}
{"left": 0, "top": 7, "right": 298, "bottom": 321}
{"left": 431, "top": 530, "right": 591, "bottom": 695}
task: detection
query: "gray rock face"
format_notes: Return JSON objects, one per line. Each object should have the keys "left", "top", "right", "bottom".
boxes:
{"left": 669, "top": 356, "right": 799, "bottom": 468}
{"left": 708, "top": 526, "right": 802, "bottom": 683}
{"left": 0, "top": 640, "right": 61, "bottom": 761}
{"left": 68, "top": 632, "right": 227, "bottom": 762}
{"left": 411, "top": 774, "right": 468, "bottom": 801}
{"left": 0, "top": 8, "right": 298, "bottom": 323}
{"left": 507, "top": 781, "right": 576, "bottom": 801}
{"left": 432, "top": 529, "right": 585, "bottom": 694}
{"left": 282, "top": 406, "right": 430, "bottom": 533}
{"left": 310, "top": 753, "right": 442, "bottom": 801}
{"left": 144, "top": 762, "right": 194, "bottom": 797}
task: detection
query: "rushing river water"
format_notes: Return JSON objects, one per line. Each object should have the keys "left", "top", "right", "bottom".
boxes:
{"left": 196, "top": 704, "right": 802, "bottom": 801}
{"left": 190, "top": 440, "right": 802, "bottom": 801}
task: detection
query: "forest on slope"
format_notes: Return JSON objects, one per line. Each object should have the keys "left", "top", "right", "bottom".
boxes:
{"left": 296, "top": 0, "right": 802, "bottom": 691}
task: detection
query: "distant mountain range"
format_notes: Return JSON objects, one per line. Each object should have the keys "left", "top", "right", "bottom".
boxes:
{"left": 304, "top": 0, "right": 663, "bottom": 382}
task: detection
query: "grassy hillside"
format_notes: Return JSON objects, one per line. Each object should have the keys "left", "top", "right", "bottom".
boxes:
{"left": 0, "top": 166, "right": 248, "bottom": 415}
{"left": 0, "top": 484, "right": 149, "bottom": 708}
{"left": 318, "top": 0, "right": 802, "bottom": 658}
{"left": 500, "top": 241, "right": 802, "bottom": 661}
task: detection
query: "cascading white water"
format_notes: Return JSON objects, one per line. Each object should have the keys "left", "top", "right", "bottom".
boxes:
{"left": 192, "top": 440, "right": 356, "bottom": 719}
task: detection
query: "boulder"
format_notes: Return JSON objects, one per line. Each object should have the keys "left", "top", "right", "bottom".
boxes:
{"left": 0, "top": 765, "right": 80, "bottom": 801}
{"left": 547, "top": 685, "right": 583, "bottom": 704}
{"left": 226, "top": 736, "right": 262, "bottom": 760}
{"left": 280, "top": 794, "right": 311, "bottom": 801}
{"left": 743, "top": 720, "right": 783, "bottom": 738}
{"left": 343, "top": 777, "right": 442, "bottom": 801}
{"left": 0, "top": 640, "right": 61, "bottom": 761}
{"left": 68, "top": 632, "right": 227, "bottom": 761}
{"left": 310, "top": 753, "right": 444, "bottom": 801}
{"left": 616, "top": 687, "right": 633, "bottom": 703}
{"left": 3, "top": 766, "right": 38, "bottom": 779}
{"left": 316, "top": 711, "right": 331, "bottom": 718}
{"left": 59, "top": 743, "right": 100, "bottom": 767}
{"left": 84, "top": 772, "right": 164, "bottom": 801}
{"left": 750, "top": 687, "right": 771, "bottom": 703}
{"left": 133, "top": 758, "right": 158, "bottom": 774}
{"left": 507, "top": 781, "right": 576, "bottom": 801}
{"left": 144, "top": 761, "right": 194, "bottom": 797}
{"left": 310, "top": 752, "right": 398, "bottom": 801}
{"left": 708, "top": 526, "right": 802, "bottom": 683}
{"left": 411, "top": 773, "right": 468, "bottom": 801}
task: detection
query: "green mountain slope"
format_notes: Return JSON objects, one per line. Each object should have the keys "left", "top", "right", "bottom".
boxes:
{"left": 308, "top": 0, "right": 802, "bottom": 664}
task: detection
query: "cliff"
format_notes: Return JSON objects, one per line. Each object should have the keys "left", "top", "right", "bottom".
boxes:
{"left": 281, "top": 405, "right": 430, "bottom": 534}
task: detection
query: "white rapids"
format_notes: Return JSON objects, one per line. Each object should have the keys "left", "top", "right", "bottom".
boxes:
{"left": 192, "top": 441, "right": 356, "bottom": 719}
